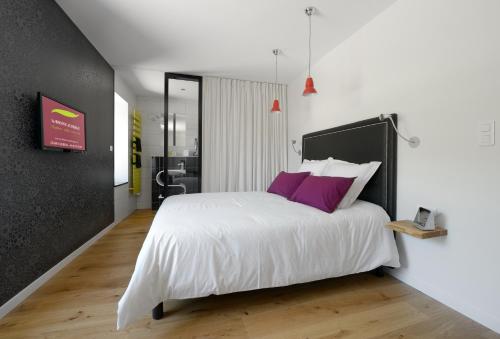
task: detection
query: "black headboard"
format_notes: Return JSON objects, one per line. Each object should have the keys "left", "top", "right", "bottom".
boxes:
{"left": 302, "top": 115, "right": 397, "bottom": 220}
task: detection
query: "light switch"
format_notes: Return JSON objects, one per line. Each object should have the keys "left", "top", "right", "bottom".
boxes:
{"left": 110, "top": 145, "right": 114, "bottom": 152}
{"left": 479, "top": 123, "right": 491, "bottom": 132}
{"left": 478, "top": 120, "right": 495, "bottom": 147}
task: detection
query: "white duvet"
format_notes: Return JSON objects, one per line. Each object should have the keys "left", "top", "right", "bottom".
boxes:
{"left": 117, "top": 192, "right": 399, "bottom": 329}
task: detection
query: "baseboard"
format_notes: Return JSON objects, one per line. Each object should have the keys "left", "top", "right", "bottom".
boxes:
{"left": 387, "top": 269, "right": 500, "bottom": 334}
{"left": 0, "top": 221, "right": 118, "bottom": 320}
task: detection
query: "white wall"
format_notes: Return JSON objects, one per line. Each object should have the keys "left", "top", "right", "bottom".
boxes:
{"left": 288, "top": 0, "right": 500, "bottom": 333}
{"left": 114, "top": 73, "right": 137, "bottom": 222}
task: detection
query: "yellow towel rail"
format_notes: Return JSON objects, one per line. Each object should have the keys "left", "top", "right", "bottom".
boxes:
{"left": 130, "top": 110, "right": 142, "bottom": 195}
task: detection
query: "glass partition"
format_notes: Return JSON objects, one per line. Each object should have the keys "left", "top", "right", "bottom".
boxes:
{"left": 163, "top": 74, "right": 201, "bottom": 200}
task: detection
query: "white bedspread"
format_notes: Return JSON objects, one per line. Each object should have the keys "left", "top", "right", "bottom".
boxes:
{"left": 117, "top": 192, "right": 399, "bottom": 329}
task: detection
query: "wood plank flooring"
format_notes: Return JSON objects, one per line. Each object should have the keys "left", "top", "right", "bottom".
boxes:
{"left": 0, "top": 209, "right": 497, "bottom": 338}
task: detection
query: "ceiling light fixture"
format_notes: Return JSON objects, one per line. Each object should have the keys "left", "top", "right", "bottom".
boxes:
{"left": 271, "top": 49, "right": 281, "bottom": 113}
{"left": 303, "top": 7, "right": 317, "bottom": 96}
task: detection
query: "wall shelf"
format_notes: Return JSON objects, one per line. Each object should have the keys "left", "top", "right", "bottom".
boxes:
{"left": 386, "top": 220, "right": 447, "bottom": 239}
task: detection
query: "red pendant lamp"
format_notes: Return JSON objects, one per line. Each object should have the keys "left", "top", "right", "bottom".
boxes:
{"left": 271, "top": 99, "right": 281, "bottom": 112}
{"left": 303, "top": 7, "right": 317, "bottom": 96}
{"left": 271, "top": 49, "right": 281, "bottom": 113}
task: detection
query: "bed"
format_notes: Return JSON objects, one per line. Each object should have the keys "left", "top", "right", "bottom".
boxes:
{"left": 117, "top": 115, "right": 400, "bottom": 330}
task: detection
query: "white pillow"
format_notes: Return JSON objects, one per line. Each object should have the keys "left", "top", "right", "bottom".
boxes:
{"left": 321, "top": 159, "right": 381, "bottom": 209}
{"left": 298, "top": 158, "right": 332, "bottom": 176}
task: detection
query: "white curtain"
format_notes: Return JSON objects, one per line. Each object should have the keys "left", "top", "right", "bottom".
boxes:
{"left": 202, "top": 77, "right": 287, "bottom": 192}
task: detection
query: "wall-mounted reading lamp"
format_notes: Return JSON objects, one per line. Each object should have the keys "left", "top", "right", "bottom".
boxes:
{"left": 291, "top": 140, "right": 302, "bottom": 156}
{"left": 379, "top": 114, "right": 420, "bottom": 148}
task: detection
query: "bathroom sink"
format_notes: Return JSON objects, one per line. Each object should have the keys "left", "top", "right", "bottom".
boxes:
{"left": 168, "top": 169, "right": 186, "bottom": 175}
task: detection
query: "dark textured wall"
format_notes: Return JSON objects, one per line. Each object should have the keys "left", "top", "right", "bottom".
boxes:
{"left": 0, "top": 0, "right": 114, "bottom": 305}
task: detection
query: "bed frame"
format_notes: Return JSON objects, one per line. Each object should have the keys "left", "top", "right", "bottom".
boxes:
{"left": 152, "top": 115, "right": 398, "bottom": 320}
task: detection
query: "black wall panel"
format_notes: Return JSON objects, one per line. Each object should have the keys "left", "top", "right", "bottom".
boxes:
{"left": 0, "top": 0, "right": 114, "bottom": 305}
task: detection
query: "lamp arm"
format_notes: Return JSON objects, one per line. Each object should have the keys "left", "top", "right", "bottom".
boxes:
{"left": 387, "top": 116, "right": 412, "bottom": 143}
{"left": 291, "top": 140, "right": 302, "bottom": 156}
{"left": 379, "top": 114, "right": 420, "bottom": 148}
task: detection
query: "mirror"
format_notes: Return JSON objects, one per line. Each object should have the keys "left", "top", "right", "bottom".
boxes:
{"left": 164, "top": 75, "right": 201, "bottom": 198}
{"left": 167, "top": 79, "right": 198, "bottom": 155}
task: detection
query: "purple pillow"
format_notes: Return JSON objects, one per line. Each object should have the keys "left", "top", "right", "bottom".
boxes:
{"left": 289, "top": 176, "right": 355, "bottom": 213}
{"left": 267, "top": 171, "right": 311, "bottom": 199}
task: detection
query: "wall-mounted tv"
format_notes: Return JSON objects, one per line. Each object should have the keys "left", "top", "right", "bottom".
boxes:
{"left": 39, "top": 93, "right": 86, "bottom": 152}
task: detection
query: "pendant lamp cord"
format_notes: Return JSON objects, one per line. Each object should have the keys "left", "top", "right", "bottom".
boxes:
{"left": 275, "top": 52, "right": 278, "bottom": 84}
{"left": 308, "top": 12, "right": 312, "bottom": 77}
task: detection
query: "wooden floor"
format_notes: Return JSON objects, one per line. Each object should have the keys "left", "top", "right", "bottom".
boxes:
{"left": 0, "top": 210, "right": 497, "bottom": 339}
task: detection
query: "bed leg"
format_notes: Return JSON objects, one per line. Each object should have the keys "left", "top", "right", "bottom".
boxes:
{"left": 374, "top": 266, "right": 385, "bottom": 277}
{"left": 152, "top": 302, "right": 163, "bottom": 320}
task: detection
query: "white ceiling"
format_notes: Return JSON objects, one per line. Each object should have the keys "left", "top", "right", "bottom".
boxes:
{"left": 56, "top": 0, "right": 395, "bottom": 97}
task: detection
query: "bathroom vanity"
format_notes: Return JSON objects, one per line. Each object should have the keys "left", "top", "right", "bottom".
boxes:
{"left": 151, "top": 156, "right": 200, "bottom": 210}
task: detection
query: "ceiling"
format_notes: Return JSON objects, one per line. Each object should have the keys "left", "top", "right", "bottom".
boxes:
{"left": 56, "top": 0, "right": 396, "bottom": 97}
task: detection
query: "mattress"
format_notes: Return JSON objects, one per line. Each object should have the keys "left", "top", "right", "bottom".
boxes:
{"left": 117, "top": 191, "right": 399, "bottom": 329}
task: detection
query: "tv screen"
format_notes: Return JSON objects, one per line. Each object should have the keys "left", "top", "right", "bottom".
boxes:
{"left": 40, "top": 94, "right": 86, "bottom": 151}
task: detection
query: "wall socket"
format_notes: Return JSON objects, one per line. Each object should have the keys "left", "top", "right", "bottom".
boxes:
{"left": 478, "top": 120, "right": 495, "bottom": 147}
